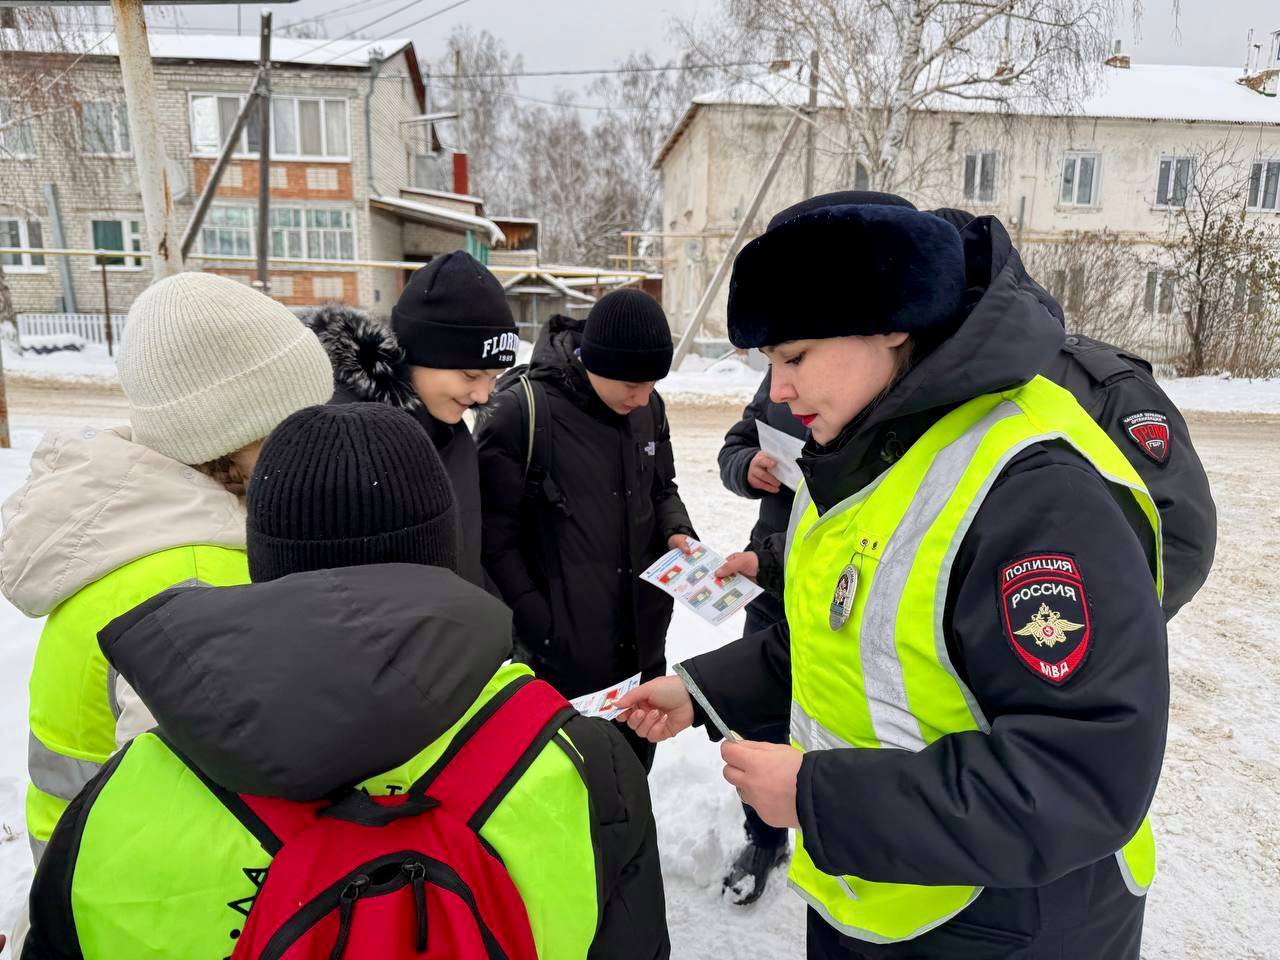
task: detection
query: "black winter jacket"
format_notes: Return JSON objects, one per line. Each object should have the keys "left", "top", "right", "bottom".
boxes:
{"left": 25, "top": 565, "right": 668, "bottom": 960}
{"left": 474, "top": 315, "right": 696, "bottom": 698}
{"left": 305, "top": 304, "right": 488, "bottom": 590}
{"left": 717, "top": 368, "right": 805, "bottom": 626}
{"left": 683, "top": 218, "right": 1169, "bottom": 958}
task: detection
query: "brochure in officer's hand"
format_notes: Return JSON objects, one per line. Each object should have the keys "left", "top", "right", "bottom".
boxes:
{"left": 639, "top": 539, "right": 763, "bottom": 627}
{"left": 570, "top": 673, "right": 642, "bottom": 720}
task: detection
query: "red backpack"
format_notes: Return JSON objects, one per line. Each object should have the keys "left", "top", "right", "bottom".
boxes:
{"left": 174, "top": 676, "right": 576, "bottom": 960}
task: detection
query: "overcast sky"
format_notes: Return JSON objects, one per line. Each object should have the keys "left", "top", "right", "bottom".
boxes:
{"left": 159, "top": 0, "right": 1273, "bottom": 102}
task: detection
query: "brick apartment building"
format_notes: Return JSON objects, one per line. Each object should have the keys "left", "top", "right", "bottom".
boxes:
{"left": 0, "top": 31, "right": 506, "bottom": 316}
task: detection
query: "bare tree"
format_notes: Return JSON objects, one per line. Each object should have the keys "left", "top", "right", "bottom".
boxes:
{"left": 683, "top": 0, "right": 1114, "bottom": 195}
{"left": 1024, "top": 230, "right": 1148, "bottom": 348}
{"left": 430, "top": 27, "right": 525, "bottom": 212}
{"left": 1161, "top": 138, "right": 1280, "bottom": 377}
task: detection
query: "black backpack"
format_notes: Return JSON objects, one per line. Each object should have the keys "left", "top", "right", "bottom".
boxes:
{"left": 486, "top": 366, "right": 570, "bottom": 517}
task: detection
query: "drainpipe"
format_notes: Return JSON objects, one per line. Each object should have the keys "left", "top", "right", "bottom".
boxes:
{"left": 365, "top": 55, "right": 384, "bottom": 200}
{"left": 41, "top": 183, "right": 77, "bottom": 313}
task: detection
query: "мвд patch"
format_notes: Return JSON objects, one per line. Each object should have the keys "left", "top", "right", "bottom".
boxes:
{"left": 998, "top": 553, "right": 1092, "bottom": 685}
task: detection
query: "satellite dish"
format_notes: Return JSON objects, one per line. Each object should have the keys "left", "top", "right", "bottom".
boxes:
{"left": 684, "top": 238, "right": 705, "bottom": 261}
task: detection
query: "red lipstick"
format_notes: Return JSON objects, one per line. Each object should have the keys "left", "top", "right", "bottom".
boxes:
{"left": 796, "top": 414, "right": 817, "bottom": 426}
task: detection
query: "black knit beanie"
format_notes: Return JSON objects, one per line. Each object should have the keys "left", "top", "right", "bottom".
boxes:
{"left": 246, "top": 403, "right": 458, "bottom": 583}
{"left": 931, "top": 207, "right": 977, "bottom": 231}
{"left": 391, "top": 251, "right": 518, "bottom": 370}
{"left": 580, "top": 289, "right": 673, "bottom": 383}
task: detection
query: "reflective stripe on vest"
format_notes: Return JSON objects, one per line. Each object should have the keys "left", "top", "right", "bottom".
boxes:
{"left": 25, "top": 547, "right": 248, "bottom": 854}
{"left": 28, "top": 731, "right": 101, "bottom": 801}
{"left": 785, "top": 376, "right": 1161, "bottom": 944}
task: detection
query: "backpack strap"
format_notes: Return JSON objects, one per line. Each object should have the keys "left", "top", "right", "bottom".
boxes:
{"left": 411, "top": 675, "right": 576, "bottom": 831}
{"left": 515, "top": 375, "right": 569, "bottom": 517}
{"left": 153, "top": 731, "right": 289, "bottom": 855}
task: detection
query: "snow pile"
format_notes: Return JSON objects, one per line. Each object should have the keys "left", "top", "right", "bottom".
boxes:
{"left": 2, "top": 341, "right": 119, "bottom": 383}
{"left": 1159, "top": 375, "right": 1280, "bottom": 415}
{"left": 660, "top": 355, "right": 762, "bottom": 404}
{"left": 18, "top": 334, "right": 86, "bottom": 355}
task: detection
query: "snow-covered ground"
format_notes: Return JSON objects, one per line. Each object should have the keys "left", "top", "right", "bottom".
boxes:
{"left": 1, "top": 388, "right": 1278, "bottom": 957}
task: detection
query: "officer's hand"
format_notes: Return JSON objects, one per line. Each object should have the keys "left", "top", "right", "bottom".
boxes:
{"left": 721, "top": 740, "right": 802, "bottom": 829}
{"left": 747, "top": 451, "right": 783, "bottom": 494}
{"left": 715, "top": 551, "right": 759, "bottom": 583}
{"left": 668, "top": 534, "right": 695, "bottom": 555}
{"left": 614, "top": 676, "right": 694, "bottom": 743}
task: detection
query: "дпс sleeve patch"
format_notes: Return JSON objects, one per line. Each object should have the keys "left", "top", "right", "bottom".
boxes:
{"left": 1120, "top": 410, "right": 1172, "bottom": 466}
{"left": 998, "top": 553, "right": 1092, "bottom": 685}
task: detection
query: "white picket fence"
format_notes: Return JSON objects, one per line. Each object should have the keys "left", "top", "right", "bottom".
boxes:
{"left": 18, "top": 313, "right": 127, "bottom": 347}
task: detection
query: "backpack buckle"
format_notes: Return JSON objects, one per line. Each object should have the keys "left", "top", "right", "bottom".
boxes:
{"left": 319, "top": 790, "right": 439, "bottom": 827}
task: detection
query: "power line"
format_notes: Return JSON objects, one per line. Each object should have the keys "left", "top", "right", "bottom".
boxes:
{"left": 296, "top": 0, "right": 469, "bottom": 64}
{"left": 277, "top": 0, "right": 403, "bottom": 33}
{"left": 429, "top": 79, "right": 652, "bottom": 113}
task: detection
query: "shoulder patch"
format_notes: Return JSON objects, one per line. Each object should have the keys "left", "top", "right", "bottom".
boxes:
{"left": 1121, "top": 410, "right": 1171, "bottom": 466}
{"left": 998, "top": 553, "right": 1092, "bottom": 685}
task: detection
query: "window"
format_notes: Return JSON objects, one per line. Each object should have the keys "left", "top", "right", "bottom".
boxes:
{"left": 311, "top": 276, "right": 345, "bottom": 299}
{"left": 1156, "top": 156, "right": 1194, "bottom": 208}
{"left": 0, "top": 100, "right": 35, "bottom": 158}
{"left": 1051, "top": 267, "right": 1085, "bottom": 312}
{"left": 853, "top": 160, "right": 871, "bottom": 192}
{"left": 1248, "top": 160, "right": 1280, "bottom": 211}
{"left": 0, "top": 218, "right": 45, "bottom": 271}
{"left": 1234, "top": 274, "right": 1265, "bottom": 315}
{"left": 92, "top": 218, "right": 143, "bottom": 268}
{"left": 269, "top": 207, "right": 303, "bottom": 258}
{"left": 190, "top": 95, "right": 346, "bottom": 159}
{"left": 1060, "top": 153, "right": 1101, "bottom": 207}
{"left": 202, "top": 205, "right": 355, "bottom": 261}
{"left": 1143, "top": 269, "right": 1177, "bottom": 316}
{"left": 200, "top": 206, "right": 254, "bottom": 257}
{"left": 305, "top": 208, "right": 354, "bottom": 260}
{"left": 189, "top": 93, "right": 261, "bottom": 156}
{"left": 81, "top": 102, "right": 130, "bottom": 155}
{"left": 963, "top": 150, "right": 999, "bottom": 204}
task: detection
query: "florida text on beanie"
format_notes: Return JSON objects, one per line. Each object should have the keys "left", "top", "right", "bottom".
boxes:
{"left": 580, "top": 289, "right": 673, "bottom": 383}
{"left": 391, "top": 251, "right": 518, "bottom": 370}
{"left": 246, "top": 403, "right": 458, "bottom": 583}
{"left": 727, "top": 203, "right": 967, "bottom": 349}
{"left": 117, "top": 272, "right": 335, "bottom": 465}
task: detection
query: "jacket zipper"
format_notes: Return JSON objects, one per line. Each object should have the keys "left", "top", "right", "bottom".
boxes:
{"left": 257, "top": 851, "right": 509, "bottom": 960}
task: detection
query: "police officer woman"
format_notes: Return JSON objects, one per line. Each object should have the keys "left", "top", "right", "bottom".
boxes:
{"left": 616, "top": 198, "right": 1169, "bottom": 959}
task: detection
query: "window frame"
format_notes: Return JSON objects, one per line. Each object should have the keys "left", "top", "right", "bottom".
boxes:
{"left": 1059, "top": 152, "right": 1102, "bottom": 208}
{"left": 1143, "top": 267, "right": 1178, "bottom": 317}
{"left": 90, "top": 217, "right": 144, "bottom": 270}
{"left": 188, "top": 93, "right": 351, "bottom": 162}
{"left": 0, "top": 217, "right": 46, "bottom": 272}
{"left": 1155, "top": 155, "right": 1195, "bottom": 210}
{"left": 200, "top": 203, "right": 357, "bottom": 262}
{"left": 963, "top": 149, "right": 1000, "bottom": 205}
{"left": 0, "top": 99, "right": 35, "bottom": 159}
{"left": 1247, "top": 159, "right": 1280, "bottom": 212}
{"left": 80, "top": 102, "right": 131, "bottom": 157}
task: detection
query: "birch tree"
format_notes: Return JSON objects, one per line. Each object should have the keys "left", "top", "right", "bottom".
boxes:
{"left": 686, "top": 0, "right": 1116, "bottom": 194}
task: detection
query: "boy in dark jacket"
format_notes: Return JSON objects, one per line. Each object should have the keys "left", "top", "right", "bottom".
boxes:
{"left": 475, "top": 290, "right": 696, "bottom": 771}
{"left": 22, "top": 403, "right": 668, "bottom": 960}
{"left": 306, "top": 251, "right": 519, "bottom": 589}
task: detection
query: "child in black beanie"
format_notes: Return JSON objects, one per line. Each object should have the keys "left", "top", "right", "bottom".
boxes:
{"left": 475, "top": 289, "right": 697, "bottom": 772}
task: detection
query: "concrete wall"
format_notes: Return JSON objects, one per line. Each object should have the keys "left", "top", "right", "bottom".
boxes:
{"left": 659, "top": 98, "right": 1280, "bottom": 340}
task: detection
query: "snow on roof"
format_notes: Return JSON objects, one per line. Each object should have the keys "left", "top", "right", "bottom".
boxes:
{"left": 657, "top": 61, "right": 1280, "bottom": 167}
{"left": 370, "top": 195, "right": 505, "bottom": 246}
{"left": 4, "top": 30, "right": 412, "bottom": 68}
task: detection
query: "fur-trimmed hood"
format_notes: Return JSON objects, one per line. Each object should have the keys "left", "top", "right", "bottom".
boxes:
{"left": 304, "top": 303, "right": 420, "bottom": 411}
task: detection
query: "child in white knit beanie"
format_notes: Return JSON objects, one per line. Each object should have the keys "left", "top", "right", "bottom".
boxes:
{"left": 0, "top": 272, "right": 334, "bottom": 911}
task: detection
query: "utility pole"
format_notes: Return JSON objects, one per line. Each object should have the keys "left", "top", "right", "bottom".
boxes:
{"left": 0, "top": 263, "right": 12, "bottom": 449}
{"left": 803, "top": 50, "right": 819, "bottom": 198}
{"left": 255, "top": 11, "right": 272, "bottom": 293}
{"left": 110, "top": 0, "right": 183, "bottom": 279}
{"left": 101, "top": 262, "right": 115, "bottom": 357}
{"left": 672, "top": 114, "right": 805, "bottom": 369}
